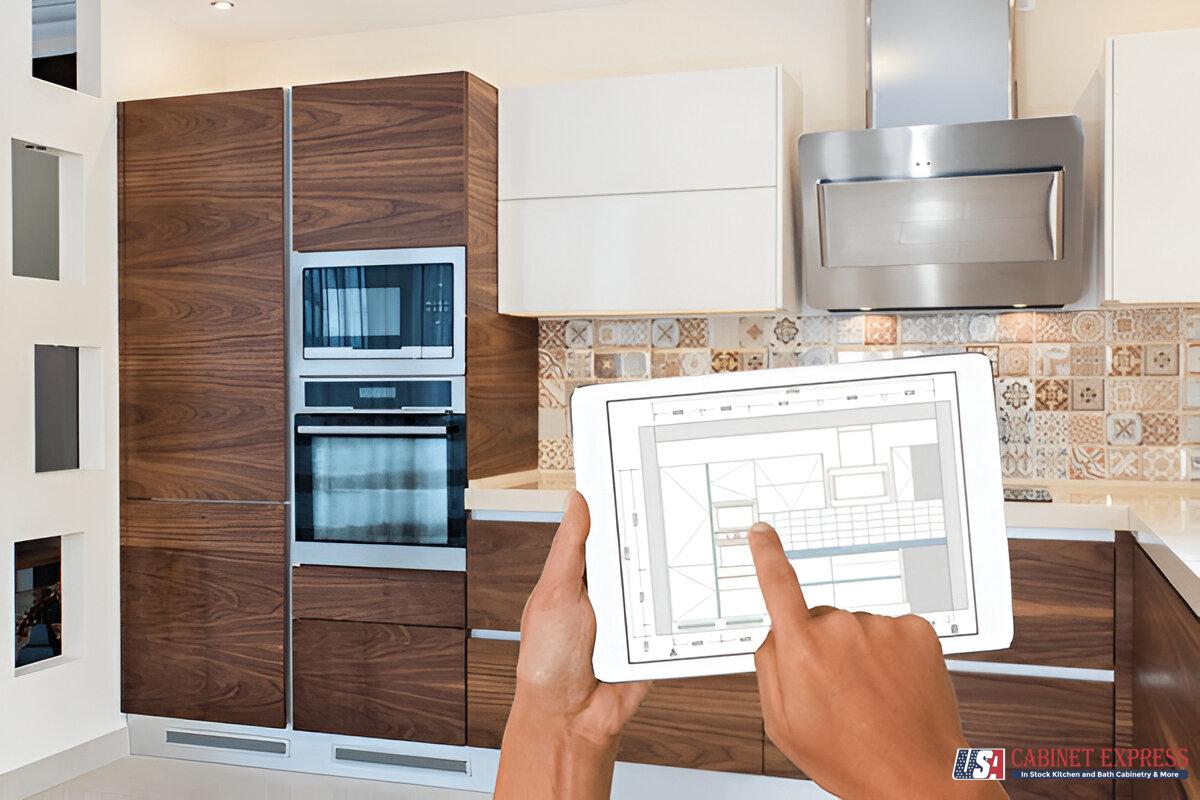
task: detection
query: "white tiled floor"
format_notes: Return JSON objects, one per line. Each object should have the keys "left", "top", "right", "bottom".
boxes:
{"left": 29, "top": 757, "right": 491, "bottom": 800}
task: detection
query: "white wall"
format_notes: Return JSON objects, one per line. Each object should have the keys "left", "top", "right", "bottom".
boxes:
{"left": 0, "top": 1, "right": 224, "bottom": 794}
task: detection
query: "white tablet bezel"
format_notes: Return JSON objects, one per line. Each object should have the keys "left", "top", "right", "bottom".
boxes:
{"left": 573, "top": 353, "right": 1013, "bottom": 683}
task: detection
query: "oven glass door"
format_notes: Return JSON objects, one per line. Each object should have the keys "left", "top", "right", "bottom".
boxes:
{"left": 302, "top": 262, "right": 454, "bottom": 359}
{"left": 294, "top": 414, "right": 465, "bottom": 548}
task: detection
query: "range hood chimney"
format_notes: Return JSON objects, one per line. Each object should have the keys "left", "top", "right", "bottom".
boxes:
{"left": 798, "top": 0, "right": 1083, "bottom": 311}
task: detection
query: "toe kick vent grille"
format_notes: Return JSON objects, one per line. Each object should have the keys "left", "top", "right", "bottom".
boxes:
{"left": 165, "top": 730, "right": 289, "bottom": 755}
{"left": 333, "top": 747, "right": 469, "bottom": 773}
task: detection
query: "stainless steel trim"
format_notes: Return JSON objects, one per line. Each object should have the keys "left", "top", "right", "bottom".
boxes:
{"left": 333, "top": 747, "right": 469, "bottom": 773}
{"left": 944, "top": 660, "right": 1114, "bottom": 683}
{"left": 304, "top": 346, "right": 423, "bottom": 360}
{"left": 292, "top": 541, "right": 465, "bottom": 571}
{"left": 295, "top": 375, "right": 466, "bottom": 415}
{"left": 296, "top": 425, "right": 448, "bottom": 436}
{"left": 165, "top": 730, "right": 289, "bottom": 755}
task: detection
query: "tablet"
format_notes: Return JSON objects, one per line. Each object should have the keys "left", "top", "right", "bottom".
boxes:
{"left": 573, "top": 353, "right": 1013, "bottom": 683}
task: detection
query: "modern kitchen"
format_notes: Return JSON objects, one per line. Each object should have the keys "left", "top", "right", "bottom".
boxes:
{"left": 2, "top": 1, "right": 1199, "bottom": 799}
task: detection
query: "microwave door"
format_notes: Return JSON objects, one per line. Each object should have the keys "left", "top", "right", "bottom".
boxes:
{"left": 302, "top": 265, "right": 422, "bottom": 359}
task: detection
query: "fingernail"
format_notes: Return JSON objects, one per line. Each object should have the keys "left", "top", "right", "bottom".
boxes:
{"left": 749, "top": 522, "right": 774, "bottom": 538}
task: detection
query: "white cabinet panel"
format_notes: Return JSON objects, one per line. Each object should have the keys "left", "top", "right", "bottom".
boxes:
{"left": 1106, "top": 28, "right": 1200, "bottom": 303}
{"left": 499, "top": 67, "right": 779, "bottom": 201}
{"left": 499, "top": 188, "right": 779, "bottom": 316}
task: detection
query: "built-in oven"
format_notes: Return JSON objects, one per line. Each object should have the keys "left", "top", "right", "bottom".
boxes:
{"left": 290, "top": 246, "right": 466, "bottom": 377}
{"left": 290, "top": 377, "right": 466, "bottom": 571}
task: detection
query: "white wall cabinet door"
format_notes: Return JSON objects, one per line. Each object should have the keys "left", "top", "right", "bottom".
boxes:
{"left": 1106, "top": 28, "right": 1200, "bottom": 303}
{"left": 499, "top": 66, "right": 799, "bottom": 316}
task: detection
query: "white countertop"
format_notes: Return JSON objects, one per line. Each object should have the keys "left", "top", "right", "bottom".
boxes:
{"left": 466, "top": 471, "right": 1200, "bottom": 614}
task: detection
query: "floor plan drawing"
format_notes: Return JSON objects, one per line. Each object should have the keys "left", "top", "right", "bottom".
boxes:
{"left": 606, "top": 372, "right": 979, "bottom": 664}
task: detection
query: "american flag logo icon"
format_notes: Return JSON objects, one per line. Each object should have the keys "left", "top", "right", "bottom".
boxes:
{"left": 953, "top": 748, "right": 1005, "bottom": 780}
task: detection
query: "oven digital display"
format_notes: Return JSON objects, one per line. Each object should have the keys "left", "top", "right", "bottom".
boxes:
{"left": 359, "top": 387, "right": 397, "bottom": 399}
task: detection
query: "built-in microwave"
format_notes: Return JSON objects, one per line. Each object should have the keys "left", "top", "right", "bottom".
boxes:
{"left": 290, "top": 247, "right": 466, "bottom": 377}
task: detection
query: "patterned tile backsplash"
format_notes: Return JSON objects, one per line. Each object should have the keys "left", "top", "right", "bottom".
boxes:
{"left": 536, "top": 307, "right": 1200, "bottom": 481}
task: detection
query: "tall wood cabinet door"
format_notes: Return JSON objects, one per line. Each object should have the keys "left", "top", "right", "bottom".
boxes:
{"left": 291, "top": 72, "right": 469, "bottom": 252}
{"left": 121, "top": 500, "right": 286, "bottom": 727}
{"left": 119, "top": 89, "right": 286, "bottom": 502}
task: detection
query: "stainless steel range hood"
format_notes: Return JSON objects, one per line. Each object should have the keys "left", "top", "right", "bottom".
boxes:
{"left": 798, "top": 0, "right": 1084, "bottom": 311}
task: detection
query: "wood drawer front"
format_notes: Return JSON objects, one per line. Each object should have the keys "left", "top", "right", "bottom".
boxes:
{"left": 121, "top": 500, "right": 286, "bottom": 728}
{"left": 466, "top": 519, "right": 556, "bottom": 630}
{"left": 766, "top": 672, "right": 1114, "bottom": 799}
{"left": 291, "top": 73, "right": 468, "bottom": 252}
{"left": 467, "top": 638, "right": 763, "bottom": 774}
{"left": 293, "top": 620, "right": 465, "bottom": 745}
{"left": 955, "top": 538, "right": 1115, "bottom": 669}
{"left": 292, "top": 565, "right": 465, "bottom": 628}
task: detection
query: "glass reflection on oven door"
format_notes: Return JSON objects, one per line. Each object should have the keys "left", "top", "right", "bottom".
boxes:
{"left": 294, "top": 415, "right": 465, "bottom": 549}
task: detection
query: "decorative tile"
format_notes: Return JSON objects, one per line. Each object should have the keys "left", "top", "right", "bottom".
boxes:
{"left": 1184, "top": 308, "right": 1200, "bottom": 340}
{"left": 837, "top": 348, "right": 897, "bottom": 363}
{"left": 1034, "top": 412, "right": 1070, "bottom": 445}
{"left": 1188, "top": 344, "right": 1200, "bottom": 374}
{"left": 739, "top": 316, "right": 770, "bottom": 347}
{"left": 1188, "top": 377, "right": 1200, "bottom": 408}
{"left": 1000, "top": 441, "right": 1032, "bottom": 478}
{"left": 538, "top": 406, "right": 568, "bottom": 439}
{"left": 740, "top": 350, "right": 767, "bottom": 371}
{"left": 1106, "top": 412, "right": 1143, "bottom": 445}
{"left": 997, "top": 378, "right": 1034, "bottom": 412}
{"left": 565, "top": 350, "right": 593, "bottom": 379}
{"left": 1106, "top": 309, "right": 1139, "bottom": 341}
{"left": 1142, "top": 412, "right": 1179, "bottom": 446}
{"left": 966, "top": 345, "right": 999, "bottom": 376}
{"left": 651, "top": 318, "right": 680, "bottom": 348}
{"left": 538, "top": 437, "right": 573, "bottom": 470}
{"left": 836, "top": 315, "right": 865, "bottom": 345}
{"left": 538, "top": 319, "right": 567, "bottom": 349}
{"left": 1183, "top": 414, "right": 1200, "bottom": 444}
{"left": 596, "top": 319, "right": 649, "bottom": 347}
{"left": 593, "top": 352, "right": 619, "bottom": 380}
{"left": 709, "top": 316, "right": 740, "bottom": 348}
{"left": 1143, "top": 447, "right": 1181, "bottom": 481}
{"left": 1070, "top": 413, "right": 1105, "bottom": 444}
{"left": 1141, "top": 307, "right": 1181, "bottom": 340}
{"left": 908, "top": 314, "right": 967, "bottom": 344}
{"left": 1034, "top": 345, "right": 1071, "bottom": 376}
{"left": 1140, "top": 378, "right": 1180, "bottom": 411}
{"left": 768, "top": 348, "right": 799, "bottom": 369}
{"left": 538, "top": 377, "right": 567, "bottom": 408}
{"left": 967, "top": 314, "right": 997, "bottom": 343}
{"left": 538, "top": 348, "right": 565, "bottom": 379}
{"left": 1069, "top": 446, "right": 1106, "bottom": 480}
{"left": 1034, "top": 312, "right": 1072, "bottom": 343}
{"left": 1071, "top": 378, "right": 1104, "bottom": 411}
{"left": 565, "top": 319, "right": 593, "bottom": 349}
{"left": 864, "top": 315, "right": 897, "bottom": 345}
{"left": 1145, "top": 344, "right": 1179, "bottom": 376}
{"left": 799, "top": 316, "right": 833, "bottom": 344}
{"left": 680, "top": 350, "right": 711, "bottom": 376}
{"left": 1069, "top": 345, "right": 1103, "bottom": 377}
{"left": 618, "top": 351, "right": 648, "bottom": 378}
{"left": 1108, "top": 345, "right": 1143, "bottom": 376}
{"left": 1034, "top": 379, "right": 1070, "bottom": 411}
{"left": 677, "top": 317, "right": 709, "bottom": 348}
{"left": 901, "top": 345, "right": 965, "bottom": 357}
{"left": 711, "top": 350, "right": 740, "bottom": 373}
{"left": 650, "top": 351, "right": 682, "bottom": 378}
{"left": 998, "top": 409, "right": 1033, "bottom": 445}
{"left": 996, "top": 312, "right": 1035, "bottom": 343}
{"left": 899, "top": 315, "right": 933, "bottom": 344}
{"left": 1070, "top": 311, "right": 1104, "bottom": 343}
{"left": 999, "top": 346, "right": 1031, "bottom": 376}
{"left": 1107, "top": 448, "right": 1141, "bottom": 480}
{"left": 1107, "top": 379, "right": 1140, "bottom": 411}
{"left": 797, "top": 346, "right": 835, "bottom": 366}
{"left": 1033, "top": 446, "right": 1070, "bottom": 480}
{"left": 771, "top": 316, "right": 799, "bottom": 347}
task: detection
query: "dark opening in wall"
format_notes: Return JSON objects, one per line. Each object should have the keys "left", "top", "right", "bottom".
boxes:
{"left": 34, "top": 344, "right": 79, "bottom": 473}
{"left": 14, "top": 537, "right": 63, "bottom": 669}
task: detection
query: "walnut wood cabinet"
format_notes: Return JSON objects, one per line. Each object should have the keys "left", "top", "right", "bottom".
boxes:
{"left": 119, "top": 89, "right": 287, "bottom": 727}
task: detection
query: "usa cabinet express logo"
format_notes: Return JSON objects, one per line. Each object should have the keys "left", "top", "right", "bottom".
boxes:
{"left": 954, "top": 747, "right": 1190, "bottom": 781}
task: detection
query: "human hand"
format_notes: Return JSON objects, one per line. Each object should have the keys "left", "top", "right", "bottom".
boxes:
{"left": 749, "top": 522, "right": 1006, "bottom": 799}
{"left": 494, "top": 490, "right": 651, "bottom": 799}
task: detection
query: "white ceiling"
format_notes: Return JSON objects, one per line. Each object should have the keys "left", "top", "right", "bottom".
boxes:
{"left": 133, "top": 0, "right": 652, "bottom": 45}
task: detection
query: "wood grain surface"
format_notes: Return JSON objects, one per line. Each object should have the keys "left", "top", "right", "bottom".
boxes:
{"left": 466, "top": 519, "right": 555, "bottom": 630}
{"left": 463, "top": 74, "right": 538, "bottom": 480}
{"left": 291, "top": 73, "right": 467, "bottom": 251}
{"left": 120, "top": 500, "right": 285, "bottom": 727}
{"left": 292, "top": 565, "right": 465, "bottom": 628}
{"left": 466, "top": 637, "right": 763, "bottom": 774}
{"left": 119, "top": 89, "right": 285, "bottom": 502}
{"left": 293, "top": 620, "right": 466, "bottom": 744}
{"left": 1133, "top": 547, "right": 1199, "bottom": 800}
{"left": 954, "top": 538, "right": 1115, "bottom": 669}
{"left": 1114, "top": 534, "right": 1135, "bottom": 800}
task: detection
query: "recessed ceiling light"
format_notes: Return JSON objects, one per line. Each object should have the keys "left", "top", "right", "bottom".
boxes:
{"left": 211, "top": 1, "right": 234, "bottom": 9}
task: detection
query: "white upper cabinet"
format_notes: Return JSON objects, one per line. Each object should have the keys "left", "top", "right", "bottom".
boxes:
{"left": 499, "top": 66, "right": 800, "bottom": 316}
{"left": 1105, "top": 28, "right": 1200, "bottom": 303}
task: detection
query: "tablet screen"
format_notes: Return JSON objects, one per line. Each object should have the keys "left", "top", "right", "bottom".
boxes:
{"left": 604, "top": 370, "right": 979, "bottom": 666}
